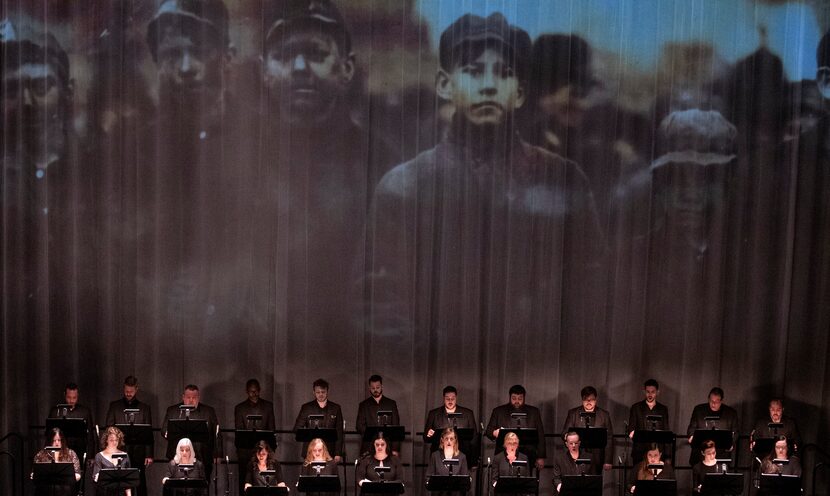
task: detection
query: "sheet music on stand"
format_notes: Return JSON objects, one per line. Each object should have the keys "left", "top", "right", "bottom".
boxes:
{"left": 633, "top": 479, "right": 677, "bottom": 496}
{"left": 297, "top": 475, "right": 341, "bottom": 493}
{"left": 426, "top": 475, "right": 471, "bottom": 493}
{"left": 559, "top": 474, "right": 602, "bottom": 496}
{"left": 32, "top": 462, "right": 75, "bottom": 487}
{"left": 701, "top": 473, "right": 744, "bottom": 495}
{"left": 97, "top": 467, "right": 140, "bottom": 491}
{"left": 758, "top": 474, "right": 801, "bottom": 496}
{"left": 360, "top": 481, "right": 405, "bottom": 494}
{"left": 494, "top": 476, "right": 538, "bottom": 494}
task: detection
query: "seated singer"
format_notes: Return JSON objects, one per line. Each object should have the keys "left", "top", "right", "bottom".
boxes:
{"left": 628, "top": 443, "right": 674, "bottom": 494}
{"left": 357, "top": 434, "right": 404, "bottom": 486}
{"left": 32, "top": 427, "right": 82, "bottom": 496}
{"left": 302, "top": 438, "right": 338, "bottom": 476}
{"left": 490, "top": 432, "right": 530, "bottom": 488}
{"left": 93, "top": 426, "right": 133, "bottom": 496}
{"left": 163, "top": 438, "right": 206, "bottom": 496}
{"left": 553, "top": 430, "right": 598, "bottom": 495}
{"left": 692, "top": 440, "right": 720, "bottom": 493}
{"left": 428, "top": 428, "right": 470, "bottom": 476}
{"left": 245, "top": 440, "right": 286, "bottom": 490}
{"left": 760, "top": 436, "right": 801, "bottom": 476}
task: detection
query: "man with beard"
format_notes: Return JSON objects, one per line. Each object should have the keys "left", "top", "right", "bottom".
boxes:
{"left": 627, "top": 379, "right": 670, "bottom": 465}
{"left": 486, "top": 385, "right": 546, "bottom": 472}
{"left": 355, "top": 375, "right": 401, "bottom": 457}
{"left": 750, "top": 399, "right": 801, "bottom": 455}
{"left": 255, "top": 0, "right": 397, "bottom": 350}
{"left": 162, "top": 384, "right": 221, "bottom": 484}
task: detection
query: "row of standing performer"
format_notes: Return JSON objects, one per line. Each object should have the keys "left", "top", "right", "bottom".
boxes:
{"left": 33, "top": 376, "right": 805, "bottom": 495}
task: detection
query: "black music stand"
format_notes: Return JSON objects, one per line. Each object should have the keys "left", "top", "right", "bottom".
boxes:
{"left": 560, "top": 475, "right": 602, "bottom": 496}
{"left": 571, "top": 428, "right": 607, "bottom": 450}
{"left": 32, "top": 462, "right": 75, "bottom": 488}
{"left": 701, "top": 473, "right": 743, "bottom": 495}
{"left": 98, "top": 467, "right": 140, "bottom": 492}
{"left": 116, "top": 423, "right": 154, "bottom": 446}
{"left": 633, "top": 479, "right": 677, "bottom": 496}
{"left": 167, "top": 419, "right": 210, "bottom": 446}
{"left": 295, "top": 426, "right": 337, "bottom": 445}
{"left": 246, "top": 488, "right": 290, "bottom": 496}
{"left": 45, "top": 417, "right": 88, "bottom": 441}
{"left": 363, "top": 426, "right": 405, "bottom": 445}
{"left": 360, "top": 481, "right": 405, "bottom": 494}
{"left": 496, "top": 429, "right": 539, "bottom": 452}
{"left": 298, "top": 475, "right": 341, "bottom": 493}
{"left": 426, "top": 475, "right": 471, "bottom": 493}
{"left": 494, "top": 476, "right": 538, "bottom": 494}
{"left": 758, "top": 474, "right": 801, "bottom": 496}
{"left": 692, "top": 429, "right": 734, "bottom": 451}
{"left": 235, "top": 430, "right": 277, "bottom": 450}
{"left": 632, "top": 430, "right": 675, "bottom": 445}
{"left": 164, "top": 478, "right": 208, "bottom": 496}
{"left": 752, "top": 438, "right": 776, "bottom": 457}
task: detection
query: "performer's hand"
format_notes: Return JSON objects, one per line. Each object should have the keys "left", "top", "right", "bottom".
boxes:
{"left": 392, "top": 451, "right": 399, "bottom": 457}
{"left": 426, "top": 429, "right": 435, "bottom": 438}
{"left": 492, "top": 428, "right": 500, "bottom": 439}
{"left": 628, "top": 431, "right": 634, "bottom": 439}
{"left": 144, "top": 457, "right": 153, "bottom": 467}
{"left": 535, "top": 458, "right": 545, "bottom": 471}
{"left": 688, "top": 435, "right": 694, "bottom": 444}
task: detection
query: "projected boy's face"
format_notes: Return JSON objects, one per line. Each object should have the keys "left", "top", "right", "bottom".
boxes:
{"left": 156, "top": 29, "right": 223, "bottom": 103}
{"left": 438, "top": 47, "right": 525, "bottom": 128}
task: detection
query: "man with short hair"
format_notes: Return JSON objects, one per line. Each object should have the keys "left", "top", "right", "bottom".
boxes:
{"left": 255, "top": 0, "right": 397, "bottom": 349}
{"left": 162, "top": 384, "right": 221, "bottom": 482}
{"left": 686, "top": 387, "right": 739, "bottom": 465}
{"left": 105, "top": 376, "right": 154, "bottom": 496}
{"left": 423, "top": 386, "right": 478, "bottom": 460}
{"left": 234, "top": 379, "right": 276, "bottom": 495}
{"left": 750, "top": 399, "right": 801, "bottom": 454}
{"left": 486, "top": 384, "right": 546, "bottom": 471}
{"left": 562, "top": 386, "right": 614, "bottom": 471}
{"left": 48, "top": 383, "right": 98, "bottom": 464}
{"left": 294, "top": 379, "right": 344, "bottom": 461}
{"left": 627, "top": 379, "right": 670, "bottom": 464}
{"left": 355, "top": 375, "right": 401, "bottom": 456}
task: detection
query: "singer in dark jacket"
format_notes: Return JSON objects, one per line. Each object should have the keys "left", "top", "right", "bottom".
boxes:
{"left": 162, "top": 385, "right": 220, "bottom": 482}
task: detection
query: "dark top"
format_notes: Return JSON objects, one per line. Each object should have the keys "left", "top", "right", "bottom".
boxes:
{"left": 93, "top": 451, "right": 133, "bottom": 496}
{"left": 165, "top": 459, "right": 205, "bottom": 480}
{"left": 245, "top": 460, "right": 284, "bottom": 486}
{"left": 760, "top": 456, "right": 802, "bottom": 476}
{"left": 561, "top": 406, "right": 614, "bottom": 464}
{"left": 32, "top": 447, "right": 82, "bottom": 493}
{"left": 629, "top": 460, "right": 675, "bottom": 493}
{"left": 627, "top": 400, "right": 670, "bottom": 433}
{"left": 423, "top": 405, "right": 478, "bottom": 457}
{"left": 105, "top": 396, "right": 154, "bottom": 462}
{"left": 294, "top": 400, "right": 345, "bottom": 457}
{"left": 47, "top": 403, "right": 97, "bottom": 460}
{"left": 357, "top": 455, "right": 404, "bottom": 483}
{"left": 162, "top": 403, "right": 221, "bottom": 462}
{"left": 489, "top": 451, "right": 530, "bottom": 486}
{"left": 427, "top": 451, "right": 469, "bottom": 476}
{"left": 686, "top": 403, "right": 739, "bottom": 465}
{"left": 356, "top": 396, "right": 402, "bottom": 455}
{"left": 691, "top": 462, "right": 720, "bottom": 492}
{"left": 234, "top": 398, "right": 277, "bottom": 431}
{"left": 485, "top": 403, "right": 546, "bottom": 459}
{"left": 751, "top": 416, "right": 801, "bottom": 451}
{"left": 552, "top": 448, "right": 598, "bottom": 490}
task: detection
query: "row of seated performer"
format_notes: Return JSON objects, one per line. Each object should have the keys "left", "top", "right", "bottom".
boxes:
{"left": 34, "top": 376, "right": 805, "bottom": 495}
{"left": 31, "top": 426, "right": 802, "bottom": 496}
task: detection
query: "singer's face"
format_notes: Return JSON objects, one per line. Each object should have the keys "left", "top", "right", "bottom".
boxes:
{"left": 52, "top": 433, "right": 62, "bottom": 447}
{"left": 314, "top": 386, "right": 328, "bottom": 403}
{"left": 257, "top": 448, "right": 268, "bottom": 463}
{"left": 123, "top": 385, "right": 137, "bottom": 402}
{"left": 582, "top": 395, "right": 597, "bottom": 412}
{"left": 247, "top": 385, "right": 260, "bottom": 403}
{"left": 443, "top": 392, "right": 457, "bottom": 410}
{"left": 374, "top": 438, "right": 388, "bottom": 456}
{"left": 442, "top": 433, "right": 456, "bottom": 449}
{"left": 565, "top": 435, "right": 580, "bottom": 454}
{"left": 107, "top": 434, "right": 119, "bottom": 449}
{"left": 369, "top": 381, "right": 383, "bottom": 398}
{"left": 702, "top": 446, "right": 716, "bottom": 461}
{"left": 510, "top": 394, "right": 524, "bottom": 409}
{"left": 179, "top": 444, "right": 192, "bottom": 459}
{"left": 65, "top": 389, "right": 78, "bottom": 407}
{"left": 311, "top": 442, "right": 324, "bottom": 459}
{"left": 646, "top": 449, "right": 661, "bottom": 465}
{"left": 504, "top": 435, "right": 519, "bottom": 451}
{"left": 768, "top": 402, "right": 783, "bottom": 422}
{"left": 774, "top": 440, "right": 788, "bottom": 458}
{"left": 708, "top": 394, "right": 722, "bottom": 412}
{"left": 644, "top": 386, "right": 658, "bottom": 403}
{"left": 182, "top": 389, "right": 200, "bottom": 407}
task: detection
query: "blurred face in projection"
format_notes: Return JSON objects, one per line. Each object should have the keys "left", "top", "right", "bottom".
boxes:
{"left": 264, "top": 28, "right": 354, "bottom": 127}
{"left": 2, "top": 61, "right": 68, "bottom": 160}
{"left": 156, "top": 29, "right": 223, "bottom": 105}
{"left": 438, "top": 46, "right": 525, "bottom": 129}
